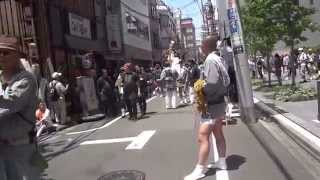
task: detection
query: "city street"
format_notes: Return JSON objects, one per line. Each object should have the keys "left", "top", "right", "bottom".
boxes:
{"left": 41, "top": 97, "right": 291, "bottom": 180}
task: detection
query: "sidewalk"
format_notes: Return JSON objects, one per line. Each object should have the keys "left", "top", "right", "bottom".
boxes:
{"left": 253, "top": 74, "right": 319, "bottom": 126}
{"left": 252, "top": 75, "right": 320, "bottom": 164}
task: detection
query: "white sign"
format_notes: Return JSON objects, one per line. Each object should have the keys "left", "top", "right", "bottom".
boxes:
{"left": 69, "top": 13, "right": 92, "bottom": 39}
{"left": 106, "top": 14, "right": 122, "bottom": 51}
{"left": 80, "top": 130, "right": 156, "bottom": 150}
{"left": 76, "top": 77, "right": 99, "bottom": 116}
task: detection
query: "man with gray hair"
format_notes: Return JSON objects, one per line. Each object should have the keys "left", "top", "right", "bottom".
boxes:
{"left": 0, "top": 36, "right": 42, "bottom": 179}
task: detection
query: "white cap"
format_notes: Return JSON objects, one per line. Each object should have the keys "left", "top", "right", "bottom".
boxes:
{"left": 52, "top": 72, "right": 62, "bottom": 79}
{"left": 298, "top": 48, "right": 303, "bottom": 51}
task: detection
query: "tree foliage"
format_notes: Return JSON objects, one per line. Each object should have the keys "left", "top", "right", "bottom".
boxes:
{"left": 241, "top": 0, "right": 318, "bottom": 86}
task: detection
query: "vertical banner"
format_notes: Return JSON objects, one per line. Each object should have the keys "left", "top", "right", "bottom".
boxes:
{"left": 227, "top": 0, "right": 244, "bottom": 54}
{"left": 77, "top": 76, "right": 99, "bottom": 116}
{"left": 106, "top": 14, "right": 122, "bottom": 52}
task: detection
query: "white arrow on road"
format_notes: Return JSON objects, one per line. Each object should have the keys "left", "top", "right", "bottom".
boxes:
{"left": 80, "top": 130, "right": 156, "bottom": 150}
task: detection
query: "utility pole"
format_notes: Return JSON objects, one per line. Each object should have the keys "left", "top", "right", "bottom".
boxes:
{"left": 227, "top": 0, "right": 256, "bottom": 123}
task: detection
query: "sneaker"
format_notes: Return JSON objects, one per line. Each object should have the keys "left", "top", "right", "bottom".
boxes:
{"left": 207, "top": 158, "right": 227, "bottom": 170}
{"left": 184, "top": 169, "right": 205, "bottom": 180}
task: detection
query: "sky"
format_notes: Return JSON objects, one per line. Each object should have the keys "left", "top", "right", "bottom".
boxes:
{"left": 165, "top": 0, "right": 204, "bottom": 41}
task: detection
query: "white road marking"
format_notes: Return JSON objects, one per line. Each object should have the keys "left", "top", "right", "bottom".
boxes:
{"left": 253, "top": 97, "right": 260, "bottom": 104}
{"left": 212, "top": 135, "right": 219, "bottom": 162}
{"left": 80, "top": 130, "right": 156, "bottom": 150}
{"left": 273, "top": 114, "right": 320, "bottom": 149}
{"left": 216, "top": 170, "right": 230, "bottom": 180}
{"left": 80, "top": 137, "right": 136, "bottom": 145}
{"left": 66, "top": 96, "right": 158, "bottom": 135}
{"left": 126, "top": 130, "right": 156, "bottom": 150}
{"left": 312, "top": 120, "right": 320, "bottom": 124}
{"left": 212, "top": 135, "right": 230, "bottom": 180}
{"left": 230, "top": 113, "right": 241, "bottom": 117}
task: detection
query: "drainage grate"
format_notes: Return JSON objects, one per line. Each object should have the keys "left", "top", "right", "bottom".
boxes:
{"left": 98, "top": 170, "right": 145, "bottom": 180}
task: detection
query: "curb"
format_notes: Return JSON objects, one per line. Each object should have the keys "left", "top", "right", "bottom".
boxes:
{"left": 254, "top": 96, "right": 320, "bottom": 162}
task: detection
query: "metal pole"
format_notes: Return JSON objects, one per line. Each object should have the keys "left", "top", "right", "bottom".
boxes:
{"left": 227, "top": 0, "right": 256, "bottom": 123}
{"left": 317, "top": 81, "right": 320, "bottom": 121}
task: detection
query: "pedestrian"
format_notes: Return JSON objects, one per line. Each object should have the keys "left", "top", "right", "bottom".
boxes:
{"left": 160, "top": 61, "right": 179, "bottom": 109}
{"left": 298, "top": 48, "right": 309, "bottom": 82}
{"left": 35, "top": 102, "right": 54, "bottom": 137}
{"left": 0, "top": 36, "right": 42, "bottom": 179}
{"left": 120, "top": 63, "right": 139, "bottom": 120}
{"left": 97, "top": 69, "right": 117, "bottom": 117}
{"left": 220, "top": 37, "right": 238, "bottom": 103}
{"left": 257, "top": 57, "right": 264, "bottom": 79}
{"left": 115, "top": 67, "right": 127, "bottom": 118}
{"left": 187, "top": 60, "right": 200, "bottom": 104}
{"left": 283, "top": 54, "right": 290, "bottom": 79}
{"left": 49, "top": 72, "right": 69, "bottom": 125}
{"left": 274, "top": 53, "right": 282, "bottom": 85}
{"left": 136, "top": 65, "right": 148, "bottom": 118}
{"left": 248, "top": 58, "right": 256, "bottom": 78}
{"left": 185, "top": 36, "right": 229, "bottom": 180}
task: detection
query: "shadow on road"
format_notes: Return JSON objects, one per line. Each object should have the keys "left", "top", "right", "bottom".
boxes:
{"left": 205, "top": 154, "right": 246, "bottom": 177}
{"left": 227, "top": 154, "right": 246, "bottom": 170}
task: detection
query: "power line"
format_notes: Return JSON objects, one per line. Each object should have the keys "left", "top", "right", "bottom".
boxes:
{"left": 179, "top": 0, "right": 196, "bottom": 10}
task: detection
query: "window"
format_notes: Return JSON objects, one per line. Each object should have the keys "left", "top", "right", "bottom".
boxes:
{"left": 187, "top": 44, "right": 194, "bottom": 48}
{"left": 125, "top": 11, "right": 149, "bottom": 40}
{"left": 187, "top": 35, "right": 194, "bottom": 41}
{"left": 186, "top": 28, "right": 193, "bottom": 33}
{"left": 310, "top": 0, "right": 314, "bottom": 5}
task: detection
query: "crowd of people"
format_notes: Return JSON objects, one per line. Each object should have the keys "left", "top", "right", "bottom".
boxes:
{"left": 249, "top": 48, "right": 320, "bottom": 85}
{"left": 0, "top": 33, "right": 239, "bottom": 179}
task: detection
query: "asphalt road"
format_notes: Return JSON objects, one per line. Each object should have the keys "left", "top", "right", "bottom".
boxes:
{"left": 41, "top": 97, "right": 289, "bottom": 180}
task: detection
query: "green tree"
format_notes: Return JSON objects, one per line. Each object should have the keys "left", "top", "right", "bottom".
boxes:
{"left": 241, "top": 0, "right": 281, "bottom": 86}
{"left": 272, "top": 0, "right": 317, "bottom": 86}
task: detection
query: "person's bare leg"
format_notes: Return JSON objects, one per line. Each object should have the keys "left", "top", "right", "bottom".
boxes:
{"left": 197, "top": 123, "right": 213, "bottom": 165}
{"left": 213, "top": 118, "right": 226, "bottom": 157}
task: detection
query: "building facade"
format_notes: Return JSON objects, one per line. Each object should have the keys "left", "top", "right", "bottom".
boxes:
{"left": 119, "top": 0, "right": 152, "bottom": 66}
{"left": 0, "top": 0, "right": 38, "bottom": 60}
{"left": 298, "top": 0, "right": 320, "bottom": 48}
{"left": 181, "top": 18, "right": 196, "bottom": 61}
{"left": 157, "top": 0, "right": 177, "bottom": 58}
{"left": 149, "top": 0, "right": 161, "bottom": 64}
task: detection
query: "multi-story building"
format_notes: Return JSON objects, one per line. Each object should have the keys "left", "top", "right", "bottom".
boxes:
{"left": 297, "top": 0, "right": 320, "bottom": 47}
{"left": 33, "top": 0, "right": 107, "bottom": 78}
{"left": 149, "top": 0, "right": 161, "bottom": 64}
{"left": 0, "top": 0, "right": 38, "bottom": 60}
{"left": 181, "top": 18, "right": 196, "bottom": 61}
{"left": 119, "top": 0, "right": 152, "bottom": 66}
{"left": 157, "top": 0, "right": 177, "bottom": 58}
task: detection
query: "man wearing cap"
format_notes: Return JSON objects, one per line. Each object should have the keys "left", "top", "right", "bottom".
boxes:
{"left": 49, "top": 72, "right": 69, "bottom": 125}
{"left": 0, "top": 36, "right": 41, "bottom": 179}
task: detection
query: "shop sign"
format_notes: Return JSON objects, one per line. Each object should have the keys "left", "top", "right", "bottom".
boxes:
{"left": 106, "top": 14, "right": 122, "bottom": 52}
{"left": 69, "top": 13, "right": 92, "bottom": 39}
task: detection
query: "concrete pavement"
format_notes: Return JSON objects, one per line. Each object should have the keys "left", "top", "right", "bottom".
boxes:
{"left": 40, "top": 97, "right": 309, "bottom": 180}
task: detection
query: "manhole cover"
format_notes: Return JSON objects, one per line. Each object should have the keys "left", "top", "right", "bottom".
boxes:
{"left": 98, "top": 170, "right": 145, "bottom": 180}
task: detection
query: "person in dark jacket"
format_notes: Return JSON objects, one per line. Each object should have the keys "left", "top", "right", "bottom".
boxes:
{"left": 136, "top": 65, "right": 148, "bottom": 118}
{"left": 97, "top": 69, "right": 116, "bottom": 117}
{"left": 119, "top": 63, "right": 139, "bottom": 120}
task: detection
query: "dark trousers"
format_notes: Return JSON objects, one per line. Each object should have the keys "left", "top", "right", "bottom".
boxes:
{"left": 101, "top": 100, "right": 117, "bottom": 117}
{"left": 125, "top": 98, "right": 137, "bottom": 118}
{"left": 138, "top": 95, "right": 147, "bottom": 114}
